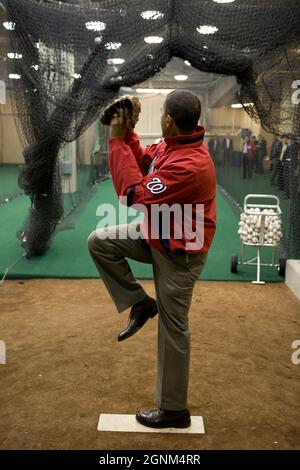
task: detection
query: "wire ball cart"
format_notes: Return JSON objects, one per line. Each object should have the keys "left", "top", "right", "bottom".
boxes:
{"left": 231, "top": 194, "right": 287, "bottom": 284}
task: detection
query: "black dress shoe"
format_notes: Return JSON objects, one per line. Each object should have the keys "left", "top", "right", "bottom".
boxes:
{"left": 136, "top": 408, "right": 191, "bottom": 428}
{"left": 117, "top": 296, "right": 158, "bottom": 342}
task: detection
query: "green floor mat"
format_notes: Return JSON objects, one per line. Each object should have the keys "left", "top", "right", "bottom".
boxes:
{"left": 0, "top": 165, "right": 24, "bottom": 203}
{"left": 0, "top": 179, "right": 283, "bottom": 282}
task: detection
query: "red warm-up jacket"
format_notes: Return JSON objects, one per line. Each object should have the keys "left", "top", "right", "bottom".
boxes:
{"left": 108, "top": 126, "right": 216, "bottom": 253}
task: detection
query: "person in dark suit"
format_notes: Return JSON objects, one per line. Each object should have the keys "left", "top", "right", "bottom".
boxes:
{"left": 242, "top": 132, "right": 256, "bottom": 179}
{"left": 271, "top": 135, "right": 289, "bottom": 187}
{"left": 256, "top": 135, "right": 267, "bottom": 174}
{"left": 251, "top": 135, "right": 258, "bottom": 172}
{"left": 208, "top": 136, "right": 221, "bottom": 166}
{"left": 282, "top": 134, "right": 294, "bottom": 198}
{"left": 222, "top": 135, "right": 233, "bottom": 166}
{"left": 270, "top": 137, "right": 281, "bottom": 174}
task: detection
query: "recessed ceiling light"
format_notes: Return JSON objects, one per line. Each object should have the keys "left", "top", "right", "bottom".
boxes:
{"left": 213, "top": 0, "right": 235, "bottom": 3}
{"left": 9, "top": 74, "right": 21, "bottom": 80}
{"left": 110, "top": 75, "right": 123, "bottom": 83}
{"left": 144, "top": 36, "right": 164, "bottom": 44}
{"left": 184, "top": 60, "right": 191, "bottom": 66}
{"left": 174, "top": 75, "right": 188, "bottom": 81}
{"left": 85, "top": 21, "right": 106, "bottom": 32}
{"left": 231, "top": 103, "right": 243, "bottom": 109}
{"left": 107, "top": 58, "right": 125, "bottom": 65}
{"left": 120, "top": 87, "right": 133, "bottom": 93}
{"left": 105, "top": 42, "right": 122, "bottom": 50}
{"left": 196, "top": 25, "right": 218, "bottom": 35}
{"left": 7, "top": 53, "right": 22, "bottom": 59}
{"left": 141, "top": 10, "right": 164, "bottom": 20}
{"left": 136, "top": 88, "right": 175, "bottom": 94}
{"left": 3, "top": 22, "right": 16, "bottom": 30}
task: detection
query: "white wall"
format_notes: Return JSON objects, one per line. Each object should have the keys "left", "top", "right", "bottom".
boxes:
{"left": 0, "top": 90, "right": 98, "bottom": 166}
{"left": 0, "top": 88, "right": 275, "bottom": 166}
{"left": 0, "top": 90, "right": 24, "bottom": 164}
{"left": 206, "top": 105, "right": 274, "bottom": 152}
{"left": 134, "top": 94, "right": 166, "bottom": 146}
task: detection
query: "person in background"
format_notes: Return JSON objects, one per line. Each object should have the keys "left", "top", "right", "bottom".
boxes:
{"left": 271, "top": 134, "right": 289, "bottom": 187}
{"left": 222, "top": 134, "right": 233, "bottom": 166}
{"left": 282, "top": 134, "right": 294, "bottom": 198}
{"left": 242, "top": 131, "right": 255, "bottom": 179}
{"left": 251, "top": 135, "right": 258, "bottom": 172}
{"left": 270, "top": 136, "right": 281, "bottom": 174}
{"left": 208, "top": 136, "right": 221, "bottom": 166}
{"left": 256, "top": 135, "right": 267, "bottom": 174}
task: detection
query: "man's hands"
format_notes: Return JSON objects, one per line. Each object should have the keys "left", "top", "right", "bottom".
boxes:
{"left": 109, "top": 109, "right": 132, "bottom": 138}
{"left": 129, "top": 96, "right": 141, "bottom": 129}
{"left": 100, "top": 96, "right": 141, "bottom": 138}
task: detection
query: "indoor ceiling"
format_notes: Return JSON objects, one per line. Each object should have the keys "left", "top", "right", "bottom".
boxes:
{"left": 134, "top": 57, "right": 221, "bottom": 93}
{"left": 0, "top": 3, "right": 222, "bottom": 94}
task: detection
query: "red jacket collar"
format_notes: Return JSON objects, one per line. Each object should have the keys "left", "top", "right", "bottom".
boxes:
{"left": 164, "top": 125, "right": 205, "bottom": 147}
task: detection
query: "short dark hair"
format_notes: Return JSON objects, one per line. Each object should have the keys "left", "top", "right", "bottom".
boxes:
{"left": 164, "top": 90, "right": 201, "bottom": 132}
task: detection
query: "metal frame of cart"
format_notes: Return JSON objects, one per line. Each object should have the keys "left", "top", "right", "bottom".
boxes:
{"left": 231, "top": 194, "right": 287, "bottom": 284}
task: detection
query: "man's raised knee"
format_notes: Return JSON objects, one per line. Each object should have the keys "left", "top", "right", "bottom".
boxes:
{"left": 87, "top": 228, "right": 111, "bottom": 252}
{"left": 87, "top": 231, "right": 97, "bottom": 252}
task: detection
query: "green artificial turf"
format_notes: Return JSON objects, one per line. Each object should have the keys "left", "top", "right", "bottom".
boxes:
{"left": 0, "top": 179, "right": 282, "bottom": 282}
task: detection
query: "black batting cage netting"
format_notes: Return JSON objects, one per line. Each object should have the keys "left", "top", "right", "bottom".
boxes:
{"left": 2, "top": 0, "right": 300, "bottom": 259}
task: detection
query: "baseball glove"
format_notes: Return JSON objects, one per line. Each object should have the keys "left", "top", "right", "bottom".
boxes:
{"left": 100, "top": 96, "right": 141, "bottom": 128}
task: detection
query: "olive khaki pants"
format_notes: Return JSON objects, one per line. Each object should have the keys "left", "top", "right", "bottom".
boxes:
{"left": 87, "top": 224, "right": 207, "bottom": 411}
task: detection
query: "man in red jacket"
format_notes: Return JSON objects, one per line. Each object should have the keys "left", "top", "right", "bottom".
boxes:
{"left": 88, "top": 90, "right": 216, "bottom": 428}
